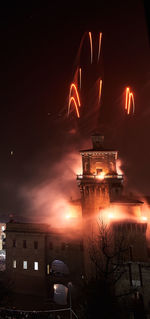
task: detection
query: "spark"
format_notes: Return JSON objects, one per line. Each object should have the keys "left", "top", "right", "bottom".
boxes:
{"left": 98, "top": 79, "right": 103, "bottom": 104}
{"left": 69, "top": 97, "right": 80, "bottom": 118}
{"left": 125, "top": 87, "right": 135, "bottom": 115}
{"left": 10, "top": 150, "right": 14, "bottom": 156}
{"left": 97, "top": 32, "right": 102, "bottom": 63}
{"left": 88, "top": 32, "right": 93, "bottom": 64}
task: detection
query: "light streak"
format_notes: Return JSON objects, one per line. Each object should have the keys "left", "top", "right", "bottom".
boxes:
{"left": 125, "top": 87, "right": 135, "bottom": 115}
{"left": 69, "top": 97, "right": 80, "bottom": 118}
{"left": 68, "top": 83, "right": 81, "bottom": 118}
{"left": 88, "top": 32, "right": 93, "bottom": 64}
{"left": 98, "top": 79, "right": 102, "bottom": 104}
{"left": 97, "top": 32, "right": 102, "bottom": 63}
{"left": 79, "top": 68, "right": 82, "bottom": 89}
{"left": 69, "top": 83, "right": 81, "bottom": 108}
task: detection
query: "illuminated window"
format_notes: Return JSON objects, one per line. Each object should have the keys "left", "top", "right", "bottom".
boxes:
{"left": 34, "top": 261, "right": 38, "bottom": 271}
{"left": 34, "top": 241, "right": 38, "bottom": 249}
{"left": 47, "top": 264, "right": 50, "bottom": 274}
{"left": 13, "top": 260, "right": 16, "bottom": 268}
{"left": 23, "top": 240, "right": 27, "bottom": 248}
{"left": 12, "top": 239, "right": 16, "bottom": 247}
{"left": 23, "top": 261, "right": 27, "bottom": 270}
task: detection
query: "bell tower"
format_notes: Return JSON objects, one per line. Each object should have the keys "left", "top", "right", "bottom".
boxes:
{"left": 77, "top": 134, "right": 123, "bottom": 218}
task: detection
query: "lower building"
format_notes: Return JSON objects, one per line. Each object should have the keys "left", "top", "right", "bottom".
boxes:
{"left": 5, "top": 221, "right": 84, "bottom": 298}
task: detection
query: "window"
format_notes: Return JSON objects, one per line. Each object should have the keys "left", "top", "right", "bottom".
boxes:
{"left": 34, "top": 241, "right": 38, "bottom": 249}
{"left": 34, "top": 261, "right": 38, "bottom": 271}
{"left": 23, "top": 240, "right": 27, "bottom": 248}
{"left": 129, "top": 246, "right": 133, "bottom": 261}
{"left": 47, "top": 264, "right": 50, "bottom": 274}
{"left": 23, "top": 261, "right": 27, "bottom": 270}
{"left": 12, "top": 239, "right": 16, "bottom": 247}
{"left": 13, "top": 260, "right": 16, "bottom": 268}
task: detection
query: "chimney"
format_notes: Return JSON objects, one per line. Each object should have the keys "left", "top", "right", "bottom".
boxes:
{"left": 91, "top": 134, "right": 104, "bottom": 149}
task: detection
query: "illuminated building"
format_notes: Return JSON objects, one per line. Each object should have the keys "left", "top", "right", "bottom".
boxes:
{"left": 4, "top": 134, "right": 150, "bottom": 311}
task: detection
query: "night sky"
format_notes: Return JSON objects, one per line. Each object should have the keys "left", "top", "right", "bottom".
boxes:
{"left": 0, "top": 1, "right": 150, "bottom": 222}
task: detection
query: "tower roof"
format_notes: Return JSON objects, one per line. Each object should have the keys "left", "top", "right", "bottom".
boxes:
{"left": 80, "top": 134, "right": 117, "bottom": 153}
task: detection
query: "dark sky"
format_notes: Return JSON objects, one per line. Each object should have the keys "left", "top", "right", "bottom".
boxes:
{"left": 0, "top": 1, "right": 150, "bottom": 221}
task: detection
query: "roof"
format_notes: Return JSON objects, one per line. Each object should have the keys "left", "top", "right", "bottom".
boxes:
{"left": 111, "top": 196, "right": 144, "bottom": 205}
{"left": 80, "top": 148, "right": 117, "bottom": 153}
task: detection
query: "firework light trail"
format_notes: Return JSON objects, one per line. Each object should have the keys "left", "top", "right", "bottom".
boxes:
{"left": 98, "top": 79, "right": 103, "bottom": 104}
{"left": 88, "top": 32, "right": 93, "bottom": 64}
{"left": 68, "top": 83, "right": 81, "bottom": 118}
{"left": 69, "top": 83, "right": 81, "bottom": 107}
{"left": 125, "top": 87, "right": 135, "bottom": 114}
{"left": 68, "top": 97, "right": 80, "bottom": 118}
{"left": 67, "top": 31, "right": 103, "bottom": 120}
{"left": 97, "top": 32, "right": 102, "bottom": 63}
{"left": 79, "top": 68, "right": 82, "bottom": 89}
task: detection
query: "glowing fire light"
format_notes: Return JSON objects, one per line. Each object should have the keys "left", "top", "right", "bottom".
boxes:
{"left": 108, "top": 213, "right": 114, "bottom": 219}
{"left": 96, "top": 171, "right": 105, "bottom": 180}
{"left": 68, "top": 97, "right": 80, "bottom": 118}
{"left": 65, "top": 214, "right": 71, "bottom": 219}
{"left": 141, "top": 216, "right": 147, "bottom": 221}
{"left": 116, "top": 159, "right": 123, "bottom": 176}
{"left": 88, "top": 32, "right": 93, "bottom": 64}
{"left": 125, "top": 87, "right": 135, "bottom": 115}
{"left": 97, "top": 32, "right": 102, "bottom": 62}
{"left": 98, "top": 79, "right": 102, "bottom": 104}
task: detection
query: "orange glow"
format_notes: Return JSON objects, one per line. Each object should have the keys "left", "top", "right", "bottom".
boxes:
{"left": 96, "top": 171, "right": 105, "bottom": 180}
{"left": 97, "top": 32, "right": 102, "bottom": 62}
{"left": 65, "top": 214, "right": 71, "bottom": 219}
{"left": 98, "top": 79, "right": 102, "bottom": 104}
{"left": 68, "top": 83, "right": 81, "bottom": 118}
{"left": 88, "top": 32, "right": 93, "bottom": 64}
{"left": 108, "top": 213, "right": 114, "bottom": 219}
{"left": 69, "top": 83, "right": 81, "bottom": 107}
{"left": 141, "top": 216, "right": 147, "bottom": 221}
{"left": 125, "top": 87, "right": 135, "bottom": 115}
{"left": 79, "top": 67, "right": 82, "bottom": 89}
{"left": 69, "top": 97, "right": 80, "bottom": 118}
{"left": 116, "top": 159, "right": 123, "bottom": 175}
{"left": 99, "top": 203, "right": 146, "bottom": 225}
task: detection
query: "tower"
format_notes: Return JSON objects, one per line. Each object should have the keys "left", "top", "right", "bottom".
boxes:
{"left": 77, "top": 134, "right": 123, "bottom": 218}
{"left": 77, "top": 134, "right": 148, "bottom": 278}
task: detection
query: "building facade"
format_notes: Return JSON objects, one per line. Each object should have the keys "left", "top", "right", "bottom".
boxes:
{"left": 5, "top": 134, "right": 150, "bottom": 313}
